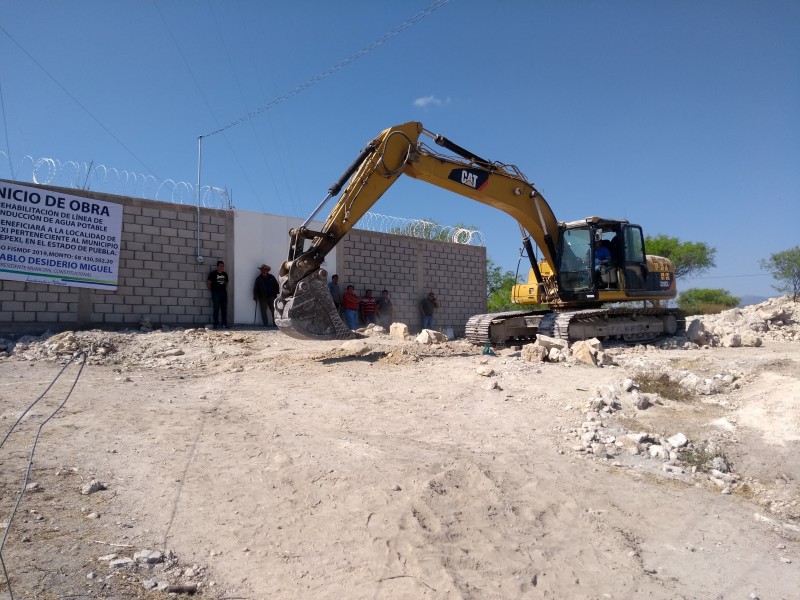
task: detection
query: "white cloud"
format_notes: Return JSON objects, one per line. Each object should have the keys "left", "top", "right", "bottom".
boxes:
{"left": 412, "top": 95, "right": 450, "bottom": 108}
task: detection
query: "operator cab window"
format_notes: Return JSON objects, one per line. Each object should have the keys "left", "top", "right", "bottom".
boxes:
{"left": 624, "top": 225, "right": 645, "bottom": 264}
{"left": 623, "top": 225, "right": 647, "bottom": 290}
{"left": 557, "top": 227, "right": 592, "bottom": 292}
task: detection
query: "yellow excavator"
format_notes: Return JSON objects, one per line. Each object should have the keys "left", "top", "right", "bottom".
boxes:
{"left": 275, "top": 122, "right": 682, "bottom": 345}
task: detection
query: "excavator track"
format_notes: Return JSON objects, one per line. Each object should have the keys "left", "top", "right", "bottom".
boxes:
{"left": 467, "top": 307, "right": 685, "bottom": 347}
{"left": 465, "top": 310, "right": 548, "bottom": 346}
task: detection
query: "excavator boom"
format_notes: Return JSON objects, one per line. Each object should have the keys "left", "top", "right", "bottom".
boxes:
{"left": 274, "top": 122, "right": 561, "bottom": 340}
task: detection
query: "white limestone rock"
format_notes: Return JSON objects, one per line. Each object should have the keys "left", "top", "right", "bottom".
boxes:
{"left": 416, "top": 329, "right": 448, "bottom": 345}
{"left": 389, "top": 322, "right": 410, "bottom": 340}
{"left": 521, "top": 344, "right": 548, "bottom": 363}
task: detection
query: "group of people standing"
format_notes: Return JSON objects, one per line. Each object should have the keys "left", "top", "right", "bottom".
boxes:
{"left": 328, "top": 274, "right": 439, "bottom": 331}
{"left": 206, "top": 260, "right": 280, "bottom": 329}
{"left": 207, "top": 264, "right": 440, "bottom": 332}
{"left": 328, "top": 274, "right": 394, "bottom": 330}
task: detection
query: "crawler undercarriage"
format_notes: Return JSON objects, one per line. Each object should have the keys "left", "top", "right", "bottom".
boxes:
{"left": 465, "top": 307, "right": 685, "bottom": 347}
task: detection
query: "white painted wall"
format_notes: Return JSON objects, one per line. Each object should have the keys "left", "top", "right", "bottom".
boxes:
{"left": 231, "top": 210, "right": 336, "bottom": 325}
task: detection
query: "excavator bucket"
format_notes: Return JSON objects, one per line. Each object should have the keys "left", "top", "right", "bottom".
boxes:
{"left": 274, "top": 272, "right": 355, "bottom": 341}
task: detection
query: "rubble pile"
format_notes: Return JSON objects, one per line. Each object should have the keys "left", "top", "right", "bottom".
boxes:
{"left": 0, "top": 327, "right": 248, "bottom": 370}
{"left": 94, "top": 548, "right": 209, "bottom": 595}
{"left": 521, "top": 334, "right": 616, "bottom": 366}
{"left": 686, "top": 296, "right": 799, "bottom": 347}
{"left": 567, "top": 379, "right": 744, "bottom": 492}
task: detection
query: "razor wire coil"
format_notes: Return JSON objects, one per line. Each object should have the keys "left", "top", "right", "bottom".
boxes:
{"left": 2, "top": 153, "right": 485, "bottom": 246}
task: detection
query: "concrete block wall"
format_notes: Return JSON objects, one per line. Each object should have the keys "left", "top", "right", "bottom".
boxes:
{"left": 337, "top": 230, "right": 486, "bottom": 335}
{"left": 1, "top": 182, "right": 488, "bottom": 335}
{"left": 0, "top": 182, "right": 231, "bottom": 331}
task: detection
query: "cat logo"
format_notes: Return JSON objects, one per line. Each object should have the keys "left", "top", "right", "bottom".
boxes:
{"left": 462, "top": 171, "right": 479, "bottom": 188}
{"left": 448, "top": 168, "right": 489, "bottom": 191}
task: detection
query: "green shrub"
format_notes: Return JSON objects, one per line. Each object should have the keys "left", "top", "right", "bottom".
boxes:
{"left": 636, "top": 372, "right": 693, "bottom": 402}
{"left": 678, "top": 288, "right": 740, "bottom": 315}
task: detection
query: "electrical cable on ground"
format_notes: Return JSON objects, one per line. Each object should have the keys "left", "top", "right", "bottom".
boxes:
{"left": 0, "top": 351, "right": 88, "bottom": 600}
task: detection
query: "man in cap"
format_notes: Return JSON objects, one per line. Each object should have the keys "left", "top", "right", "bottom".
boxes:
{"left": 253, "top": 264, "right": 280, "bottom": 327}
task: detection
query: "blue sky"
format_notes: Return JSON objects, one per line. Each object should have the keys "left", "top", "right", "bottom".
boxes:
{"left": 1, "top": 0, "right": 798, "bottom": 299}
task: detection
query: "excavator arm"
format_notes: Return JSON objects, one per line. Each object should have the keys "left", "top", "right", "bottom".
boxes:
{"left": 275, "top": 121, "right": 561, "bottom": 341}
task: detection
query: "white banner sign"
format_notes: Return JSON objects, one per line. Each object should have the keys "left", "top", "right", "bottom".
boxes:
{"left": 0, "top": 182, "right": 123, "bottom": 290}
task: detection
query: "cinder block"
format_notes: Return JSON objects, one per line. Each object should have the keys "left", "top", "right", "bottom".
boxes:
{"left": 0, "top": 280, "right": 26, "bottom": 291}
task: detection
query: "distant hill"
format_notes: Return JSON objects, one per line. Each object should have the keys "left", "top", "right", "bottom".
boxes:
{"left": 738, "top": 295, "right": 771, "bottom": 308}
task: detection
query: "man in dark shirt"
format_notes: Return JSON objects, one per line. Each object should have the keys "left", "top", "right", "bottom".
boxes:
{"left": 206, "top": 260, "right": 229, "bottom": 329}
{"left": 419, "top": 291, "right": 439, "bottom": 330}
{"left": 376, "top": 289, "right": 393, "bottom": 329}
{"left": 253, "top": 264, "right": 280, "bottom": 327}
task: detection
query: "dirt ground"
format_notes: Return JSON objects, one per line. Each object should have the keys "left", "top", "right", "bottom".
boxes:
{"left": 0, "top": 308, "right": 798, "bottom": 599}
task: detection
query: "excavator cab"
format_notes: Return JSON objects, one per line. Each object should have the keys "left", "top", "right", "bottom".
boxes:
{"left": 554, "top": 219, "right": 675, "bottom": 305}
{"left": 555, "top": 220, "right": 626, "bottom": 300}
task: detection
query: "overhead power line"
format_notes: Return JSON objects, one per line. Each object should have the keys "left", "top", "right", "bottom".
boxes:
{"left": 201, "top": 0, "right": 450, "bottom": 139}
{"left": 0, "top": 25, "right": 160, "bottom": 179}
{"left": 687, "top": 273, "right": 770, "bottom": 279}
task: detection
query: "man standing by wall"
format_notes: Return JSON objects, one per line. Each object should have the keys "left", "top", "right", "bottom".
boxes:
{"left": 328, "top": 274, "right": 343, "bottom": 311}
{"left": 253, "top": 264, "right": 279, "bottom": 327}
{"left": 359, "top": 289, "right": 378, "bottom": 325}
{"left": 376, "top": 289, "right": 393, "bottom": 329}
{"left": 419, "top": 291, "right": 439, "bottom": 330}
{"left": 207, "top": 260, "right": 230, "bottom": 329}
{"left": 342, "top": 285, "right": 360, "bottom": 330}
